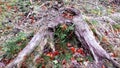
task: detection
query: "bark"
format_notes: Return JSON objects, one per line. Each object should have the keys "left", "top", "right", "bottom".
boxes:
{"left": 5, "top": 16, "right": 66, "bottom": 68}
{"left": 6, "top": 7, "right": 120, "bottom": 68}
{"left": 73, "top": 14, "right": 120, "bottom": 68}
{"left": 6, "top": 26, "right": 50, "bottom": 68}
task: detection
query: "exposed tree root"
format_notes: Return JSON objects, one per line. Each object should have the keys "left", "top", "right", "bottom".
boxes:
{"left": 73, "top": 14, "right": 120, "bottom": 68}
{"left": 6, "top": 26, "right": 54, "bottom": 68}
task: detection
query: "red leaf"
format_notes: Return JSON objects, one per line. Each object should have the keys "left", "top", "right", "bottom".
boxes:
{"left": 46, "top": 52, "right": 53, "bottom": 57}
{"left": 76, "top": 48, "right": 83, "bottom": 54}
{"left": 53, "top": 51, "right": 59, "bottom": 56}
{"left": 42, "top": 65, "right": 45, "bottom": 68}
{"left": 46, "top": 52, "right": 55, "bottom": 59}
{"left": 77, "top": 48, "right": 85, "bottom": 56}
{"left": 102, "top": 65, "right": 106, "bottom": 68}
{"left": 70, "top": 47, "right": 76, "bottom": 53}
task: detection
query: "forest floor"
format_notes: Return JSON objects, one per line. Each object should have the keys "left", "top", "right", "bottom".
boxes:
{"left": 0, "top": 0, "right": 120, "bottom": 68}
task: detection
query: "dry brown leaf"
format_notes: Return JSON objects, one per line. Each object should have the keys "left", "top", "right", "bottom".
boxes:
{"left": 61, "top": 24, "right": 68, "bottom": 30}
{"left": 102, "top": 36, "right": 108, "bottom": 42}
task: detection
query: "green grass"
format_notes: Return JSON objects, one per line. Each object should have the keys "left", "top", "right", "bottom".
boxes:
{"left": 1, "top": 32, "right": 32, "bottom": 59}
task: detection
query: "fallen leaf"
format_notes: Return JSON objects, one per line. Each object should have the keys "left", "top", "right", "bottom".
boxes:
{"left": 46, "top": 52, "right": 54, "bottom": 59}
{"left": 102, "top": 36, "right": 108, "bottom": 42}
{"left": 62, "top": 59, "right": 66, "bottom": 65}
{"left": 61, "top": 24, "right": 68, "bottom": 30}
{"left": 76, "top": 48, "right": 83, "bottom": 54}
{"left": 109, "top": 52, "right": 116, "bottom": 57}
{"left": 70, "top": 47, "right": 75, "bottom": 53}
{"left": 53, "top": 51, "right": 59, "bottom": 56}
{"left": 42, "top": 65, "right": 45, "bottom": 68}
{"left": 6, "top": 5, "right": 12, "bottom": 10}
{"left": 71, "top": 57, "right": 75, "bottom": 61}
{"left": 102, "top": 65, "right": 106, "bottom": 68}
{"left": 35, "top": 57, "right": 44, "bottom": 64}
{"left": 0, "top": 7, "right": 2, "bottom": 13}
{"left": 67, "top": 42, "right": 72, "bottom": 47}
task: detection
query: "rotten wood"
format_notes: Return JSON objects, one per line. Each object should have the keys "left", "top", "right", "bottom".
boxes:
{"left": 73, "top": 14, "right": 120, "bottom": 68}
{"left": 6, "top": 7, "right": 120, "bottom": 68}
{"left": 5, "top": 15, "right": 67, "bottom": 68}
{"left": 6, "top": 26, "right": 52, "bottom": 68}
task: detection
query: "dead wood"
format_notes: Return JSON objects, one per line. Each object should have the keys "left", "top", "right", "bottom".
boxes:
{"left": 73, "top": 14, "right": 120, "bottom": 68}
{"left": 6, "top": 26, "right": 52, "bottom": 68}
{"left": 6, "top": 7, "right": 120, "bottom": 68}
{"left": 5, "top": 15, "right": 67, "bottom": 68}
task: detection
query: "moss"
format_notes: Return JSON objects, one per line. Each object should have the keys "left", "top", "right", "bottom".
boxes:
{"left": 112, "top": 24, "right": 120, "bottom": 29}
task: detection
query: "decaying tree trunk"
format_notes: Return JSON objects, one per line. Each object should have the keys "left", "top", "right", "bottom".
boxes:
{"left": 73, "top": 14, "right": 120, "bottom": 68}
{"left": 6, "top": 7, "right": 120, "bottom": 68}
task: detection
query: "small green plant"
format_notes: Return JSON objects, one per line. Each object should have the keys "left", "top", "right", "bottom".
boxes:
{"left": 54, "top": 24, "right": 76, "bottom": 44}
{"left": 2, "top": 32, "right": 31, "bottom": 59}
{"left": 37, "top": 24, "right": 95, "bottom": 68}
{"left": 36, "top": 24, "right": 76, "bottom": 68}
